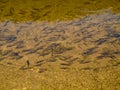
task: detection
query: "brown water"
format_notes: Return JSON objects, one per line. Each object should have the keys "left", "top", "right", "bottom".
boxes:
{"left": 0, "top": 12, "right": 120, "bottom": 89}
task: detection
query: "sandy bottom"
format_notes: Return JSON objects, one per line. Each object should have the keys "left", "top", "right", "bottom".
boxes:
{"left": 0, "top": 12, "right": 120, "bottom": 90}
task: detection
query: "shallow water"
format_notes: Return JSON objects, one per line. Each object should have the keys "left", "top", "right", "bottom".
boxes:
{"left": 0, "top": 1, "right": 120, "bottom": 89}
{"left": 0, "top": 12, "right": 120, "bottom": 63}
{"left": 0, "top": 0, "right": 120, "bottom": 21}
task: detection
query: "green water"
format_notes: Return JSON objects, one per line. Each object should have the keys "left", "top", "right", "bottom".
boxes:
{"left": 0, "top": 0, "right": 120, "bottom": 22}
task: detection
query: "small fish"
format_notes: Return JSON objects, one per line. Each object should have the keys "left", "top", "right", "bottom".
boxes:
{"left": 26, "top": 60, "right": 30, "bottom": 68}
